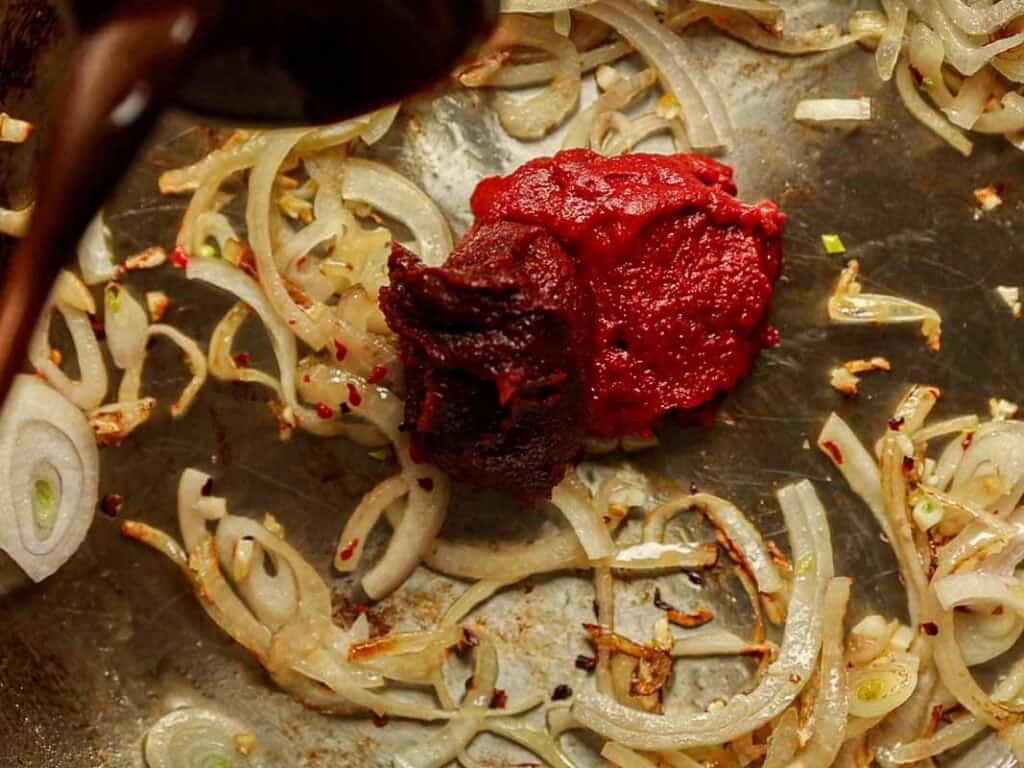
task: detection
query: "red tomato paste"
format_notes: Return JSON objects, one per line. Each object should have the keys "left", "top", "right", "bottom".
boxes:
{"left": 381, "top": 150, "right": 785, "bottom": 496}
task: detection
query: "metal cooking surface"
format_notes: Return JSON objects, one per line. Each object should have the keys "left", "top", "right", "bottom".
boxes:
{"left": 2, "top": 1, "right": 1024, "bottom": 765}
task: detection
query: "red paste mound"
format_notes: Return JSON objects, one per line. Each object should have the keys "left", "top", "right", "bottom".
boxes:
{"left": 382, "top": 150, "right": 785, "bottom": 495}
{"left": 380, "top": 221, "right": 591, "bottom": 497}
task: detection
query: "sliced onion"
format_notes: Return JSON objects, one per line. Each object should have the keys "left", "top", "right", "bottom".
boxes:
{"left": 487, "top": 15, "right": 582, "bottom": 140}
{"left": 550, "top": 473, "right": 616, "bottom": 561}
{"left": 671, "top": 629, "right": 774, "bottom": 658}
{"left": 78, "top": 211, "right": 119, "bottom": 285}
{"left": 466, "top": 39, "right": 633, "bottom": 88}
{"left": 818, "top": 413, "right": 890, "bottom": 541}
{"left": 643, "top": 493, "right": 784, "bottom": 596}
{"left": 29, "top": 271, "right": 108, "bottom": 410}
{"left": 828, "top": 259, "right": 943, "bottom": 351}
{"left": 936, "top": 0, "right": 1024, "bottom": 35}
{"left": 207, "top": 302, "right": 283, "bottom": 394}
{"left": 341, "top": 158, "right": 453, "bottom": 267}
{"left": 877, "top": 0, "right": 909, "bottom": 80}
{"left": 104, "top": 282, "right": 148, "bottom": 370}
{"left": 763, "top": 708, "right": 800, "bottom": 768}
{"left": 0, "top": 375, "right": 99, "bottom": 582}
{"left": 848, "top": 654, "right": 919, "bottom": 719}
{"left": 696, "top": 8, "right": 868, "bottom": 54}
{"left": 571, "top": 479, "right": 832, "bottom": 750}
{"left": 794, "top": 98, "right": 872, "bottom": 123}
{"left": 788, "top": 577, "right": 851, "bottom": 767}
{"left": 581, "top": 0, "right": 733, "bottom": 150}
{"left": 611, "top": 541, "right": 718, "bottom": 570}
{"left": 895, "top": 54, "right": 973, "bottom": 156}
{"left": 394, "top": 636, "right": 498, "bottom": 768}
{"left": 501, "top": 0, "right": 594, "bottom": 10}
{"left": 144, "top": 707, "right": 258, "bottom": 768}
{"left": 188, "top": 257, "right": 332, "bottom": 436}
{"left": 119, "top": 324, "right": 208, "bottom": 418}
{"left": 334, "top": 474, "right": 408, "bottom": 572}
{"left": 601, "top": 742, "right": 660, "bottom": 768}
{"left": 423, "top": 523, "right": 588, "bottom": 581}
{"left": 87, "top": 398, "right": 157, "bottom": 446}
{"left": 562, "top": 68, "right": 658, "bottom": 148}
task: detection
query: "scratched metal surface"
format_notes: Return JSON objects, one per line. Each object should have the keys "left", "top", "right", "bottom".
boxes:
{"left": 2, "top": 0, "right": 1024, "bottom": 766}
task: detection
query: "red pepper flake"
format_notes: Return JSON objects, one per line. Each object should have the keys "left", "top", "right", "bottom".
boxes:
{"left": 367, "top": 365, "right": 388, "bottom": 384}
{"left": 575, "top": 654, "right": 597, "bottom": 672}
{"left": 888, "top": 416, "right": 905, "bottom": 430}
{"left": 489, "top": 689, "right": 508, "bottom": 709}
{"left": 551, "top": 684, "right": 573, "bottom": 701}
{"left": 89, "top": 314, "right": 106, "bottom": 340}
{"left": 347, "top": 382, "right": 362, "bottom": 407}
{"left": 464, "top": 675, "right": 476, "bottom": 691}
{"left": 302, "top": 373, "right": 311, "bottom": 383}
{"left": 920, "top": 621, "right": 939, "bottom": 636}
{"left": 333, "top": 339, "right": 348, "bottom": 361}
{"left": 687, "top": 571, "right": 705, "bottom": 586}
{"left": 232, "top": 351, "right": 251, "bottom": 368}
{"left": 238, "top": 247, "right": 258, "bottom": 278}
{"left": 100, "top": 493, "right": 124, "bottom": 518}
{"left": 459, "top": 627, "right": 479, "bottom": 650}
{"left": 962, "top": 432, "right": 974, "bottom": 450}
{"left": 315, "top": 402, "right": 334, "bottom": 419}
{"left": 355, "top": 603, "right": 368, "bottom": 615}
{"left": 372, "top": 714, "right": 389, "bottom": 727}
{"left": 170, "top": 245, "right": 189, "bottom": 268}
{"left": 417, "top": 477, "right": 435, "bottom": 492}
{"left": 338, "top": 538, "right": 359, "bottom": 561}
{"left": 822, "top": 440, "right": 843, "bottom": 465}
{"left": 902, "top": 456, "right": 916, "bottom": 471}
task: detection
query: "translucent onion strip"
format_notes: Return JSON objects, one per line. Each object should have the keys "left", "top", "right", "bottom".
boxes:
{"left": 828, "top": 260, "right": 943, "bottom": 351}
{"left": 144, "top": 707, "right": 259, "bottom": 768}
{"left": 77, "top": 211, "right": 118, "bottom": 285}
{"left": 341, "top": 158, "right": 453, "bottom": 266}
{"left": 119, "top": 324, "right": 208, "bottom": 418}
{"left": 550, "top": 473, "right": 616, "bottom": 561}
{"left": 818, "top": 412, "right": 891, "bottom": 541}
{"left": 0, "top": 375, "right": 99, "bottom": 582}
{"left": 571, "top": 480, "right": 832, "bottom": 750}
{"left": 794, "top": 98, "right": 872, "bottom": 123}
{"left": 488, "top": 15, "right": 582, "bottom": 140}
{"left": 562, "top": 68, "right": 657, "bottom": 148}
{"left": 29, "top": 271, "right": 108, "bottom": 410}
{"left": 788, "top": 577, "right": 851, "bottom": 767}
{"left": 581, "top": 0, "right": 733, "bottom": 150}
{"left": 643, "top": 492, "right": 784, "bottom": 596}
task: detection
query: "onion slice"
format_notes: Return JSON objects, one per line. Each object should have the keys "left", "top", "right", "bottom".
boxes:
{"left": 828, "top": 259, "right": 942, "bottom": 351}
{"left": 78, "top": 211, "right": 119, "bottom": 285}
{"left": 144, "top": 707, "right": 259, "bottom": 768}
{"left": 571, "top": 479, "right": 832, "bottom": 750}
{"left": 341, "top": 158, "right": 453, "bottom": 266}
{"left": 795, "top": 98, "right": 872, "bottom": 123}
{"left": 0, "top": 375, "right": 99, "bottom": 582}
{"left": 29, "top": 271, "right": 108, "bottom": 410}
{"left": 581, "top": 0, "right": 733, "bottom": 150}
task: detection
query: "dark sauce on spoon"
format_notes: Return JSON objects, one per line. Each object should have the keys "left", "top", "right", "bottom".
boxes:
{"left": 0, "top": 0, "right": 496, "bottom": 402}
